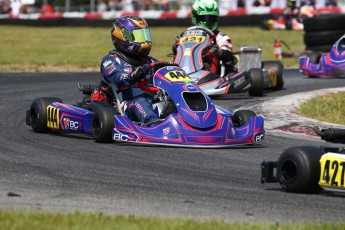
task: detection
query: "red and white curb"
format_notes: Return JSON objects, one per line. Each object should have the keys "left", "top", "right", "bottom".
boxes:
{"left": 241, "top": 87, "right": 345, "bottom": 139}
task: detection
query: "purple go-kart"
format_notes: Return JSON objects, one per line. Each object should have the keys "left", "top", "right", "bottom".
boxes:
{"left": 300, "top": 34, "right": 345, "bottom": 78}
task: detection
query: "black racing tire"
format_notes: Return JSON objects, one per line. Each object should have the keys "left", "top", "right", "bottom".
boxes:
{"left": 232, "top": 110, "right": 257, "bottom": 127}
{"left": 303, "top": 14, "right": 345, "bottom": 32}
{"left": 305, "top": 52, "right": 322, "bottom": 78}
{"left": 277, "top": 146, "right": 325, "bottom": 193}
{"left": 27, "top": 97, "right": 63, "bottom": 133}
{"left": 260, "top": 20, "right": 269, "bottom": 30}
{"left": 305, "top": 44, "right": 332, "bottom": 53}
{"left": 262, "top": 61, "right": 284, "bottom": 90}
{"left": 307, "top": 52, "right": 322, "bottom": 64}
{"left": 88, "top": 102, "right": 118, "bottom": 143}
{"left": 248, "top": 68, "right": 264, "bottom": 97}
{"left": 304, "top": 30, "right": 344, "bottom": 47}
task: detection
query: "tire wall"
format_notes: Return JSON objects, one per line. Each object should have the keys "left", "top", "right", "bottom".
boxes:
{"left": 303, "top": 14, "right": 345, "bottom": 52}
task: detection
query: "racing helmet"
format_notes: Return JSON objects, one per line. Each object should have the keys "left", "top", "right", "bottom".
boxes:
{"left": 287, "top": 0, "right": 297, "bottom": 8}
{"left": 111, "top": 16, "right": 152, "bottom": 57}
{"left": 191, "top": 0, "right": 219, "bottom": 31}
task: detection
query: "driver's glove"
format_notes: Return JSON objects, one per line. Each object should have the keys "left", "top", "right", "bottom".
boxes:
{"left": 131, "top": 66, "right": 146, "bottom": 82}
{"left": 219, "top": 49, "right": 236, "bottom": 66}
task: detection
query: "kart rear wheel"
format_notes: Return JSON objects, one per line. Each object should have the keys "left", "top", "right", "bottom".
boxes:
{"left": 232, "top": 110, "right": 256, "bottom": 127}
{"left": 262, "top": 61, "right": 284, "bottom": 90}
{"left": 277, "top": 146, "right": 324, "bottom": 193}
{"left": 89, "top": 102, "right": 118, "bottom": 143}
{"left": 248, "top": 68, "right": 264, "bottom": 97}
{"left": 27, "top": 97, "right": 63, "bottom": 133}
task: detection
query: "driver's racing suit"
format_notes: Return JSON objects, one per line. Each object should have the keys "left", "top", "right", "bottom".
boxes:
{"left": 100, "top": 50, "right": 159, "bottom": 124}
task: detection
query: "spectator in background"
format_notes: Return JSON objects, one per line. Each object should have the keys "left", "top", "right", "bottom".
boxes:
{"left": 97, "top": 0, "right": 108, "bottom": 12}
{"left": 155, "top": 0, "right": 169, "bottom": 11}
{"left": 283, "top": 0, "right": 301, "bottom": 29}
{"left": 325, "top": 0, "right": 337, "bottom": 6}
{"left": 237, "top": 0, "right": 245, "bottom": 8}
{"left": 122, "top": 0, "right": 134, "bottom": 11}
{"left": 252, "top": 0, "right": 271, "bottom": 6}
{"left": 178, "top": 0, "right": 193, "bottom": 10}
{"left": 1, "top": 0, "right": 11, "bottom": 14}
{"left": 108, "top": 0, "right": 116, "bottom": 11}
{"left": 217, "top": 0, "right": 232, "bottom": 10}
{"left": 142, "top": 0, "right": 153, "bottom": 10}
{"left": 40, "top": 1, "right": 54, "bottom": 14}
{"left": 300, "top": 0, "right": 316, "bottom": 7}
{"left": 10, "top": 0, "right": 22, "bottom": 17}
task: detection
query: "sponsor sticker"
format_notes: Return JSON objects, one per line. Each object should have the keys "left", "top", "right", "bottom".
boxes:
{"left": 254, "top": 133, "right": 264, "bottom": 142}
{"left": 62, "top": 117, "right": 81, "bottom": 131}
{"left": 163, "top": 127, "right": 170, "bottom": 135}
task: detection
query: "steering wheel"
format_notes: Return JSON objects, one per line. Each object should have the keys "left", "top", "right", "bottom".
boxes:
{"left": 142, "top": 61, "right": 179, "bottom": 73}
{"left": 186, "top": 26, "right": 214, "bottom": 37}
{"left": 138, "top": 61, "right": 180, "bottom": 93}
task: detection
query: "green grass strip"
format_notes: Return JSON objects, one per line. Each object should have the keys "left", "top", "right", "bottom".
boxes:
{"left": 1, "top": 210, "right": 345, "bottom": 230}
{"left": 0, "top": 25, "right": 303, "bottom": 72}
{"left": 300, "top": 91, "right": 345, "bottom": 125}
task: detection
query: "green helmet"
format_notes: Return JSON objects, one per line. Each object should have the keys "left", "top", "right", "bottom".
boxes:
{"left": 191, "top": 0, "right": 219, "bottom": 31}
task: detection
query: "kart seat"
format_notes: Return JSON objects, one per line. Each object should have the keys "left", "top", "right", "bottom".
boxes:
{"left": 98, "top": 80, "right": 125, "bottom": 115}
{"left": 159, "top": 100, "right": 177, "bottom": 119}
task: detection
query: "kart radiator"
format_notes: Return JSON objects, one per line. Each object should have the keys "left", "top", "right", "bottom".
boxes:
{"left": 238, "top": 45, "right": 262, "bottom": 72}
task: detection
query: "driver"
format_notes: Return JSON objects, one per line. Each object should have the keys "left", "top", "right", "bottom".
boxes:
{"left": 98, "top": 15, "right": 160, "bottom": 125}
{"left": 172, "top": 0, "right": 236, "bottom": 76}
{"left": 283, "top": 0, "right": 301, "bottom": 29}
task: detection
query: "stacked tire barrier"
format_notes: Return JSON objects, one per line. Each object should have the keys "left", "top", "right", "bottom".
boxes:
{"left": 303, "top": 14, "right": 345, "bottom": 53}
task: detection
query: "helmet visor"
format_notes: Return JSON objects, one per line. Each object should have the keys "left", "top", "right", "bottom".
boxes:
{"left": 198, "top": 15, "right": 218, "bottom": 28}
{"left": 131, "top": 28, "right": 152, "bottom": 43}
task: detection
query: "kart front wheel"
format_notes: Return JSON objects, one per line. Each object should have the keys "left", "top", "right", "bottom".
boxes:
{"left": 277, "top": 146, "right": 324, "bottom": 193}
{"left": 306, "top": 52, "right": 322, "bottom": 78}
{"left": 248, "top": 68, "right": 264, "bottom": 97}
{"left": 232, "top": 110, "right": 256, "bottom": 127}
{"left": 26, "top": 97, "right": 63, "bottom": 133}
{"left": 89, "top": 102, "right": 118, "bottom": 143}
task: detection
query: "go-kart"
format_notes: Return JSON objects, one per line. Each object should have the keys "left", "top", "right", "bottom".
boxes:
{"left": 26, "top": 62, "right": 265, "bottom": 148}
{"left": 261, "top": 17, "right": 304, "bottom": 31}
{"left": 173, "top": 26, "right": 284, "bottom": 96}
{"left": 300, "top": 33, "right": 345, "bottom": 78}
{"left": 261, "top": 126, "right": 345, "bottom": 193}
{"left": 261, "top": 5, "right": 316, "bottom": 31}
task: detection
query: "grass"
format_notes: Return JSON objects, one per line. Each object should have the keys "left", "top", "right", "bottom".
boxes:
{"left": 1, "top": 210, "right": 345, "bottom": 230}
{"left": 299, "top": 91, "right": 345, "bottom": 125}
{"left": 0, "top": 25, "right": 303, "bottom": 72}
